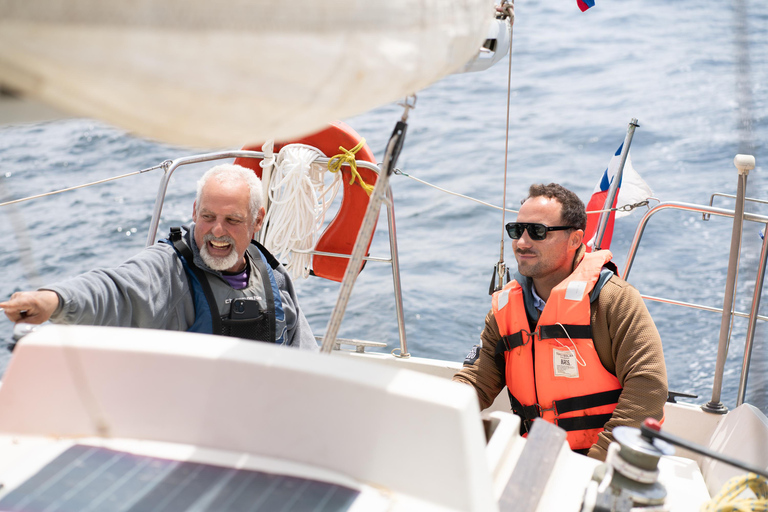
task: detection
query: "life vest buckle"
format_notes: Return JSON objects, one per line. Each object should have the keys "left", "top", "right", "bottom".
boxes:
{"left": 169, "top": 226, "right": 182, "bottom": 242}
{"left": 536, "top": 402, "right": 557, "bottom": 417}
{"left": 519, "top": 329, "right": 538, "bottom": 346}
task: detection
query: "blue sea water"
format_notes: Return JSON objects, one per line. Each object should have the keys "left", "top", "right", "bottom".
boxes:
{"left": 0, "top": 0, "right": 766, "bottom": 412}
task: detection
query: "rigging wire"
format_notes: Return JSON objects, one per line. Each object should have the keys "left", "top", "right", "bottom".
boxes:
{"left": 392, "top": 168, "right": 652, "bottom": 215}
{"left": 0, "top": 162, "right": 168, "bottom": 209}
{"left": 493, "top": 0, "right": 516, "bottom": 293}
{"left": 0, "top": 156, "right": 650, "bottom": 225}
{"left": 394, "top": 168, "right": 518, "bottom": 214}
{"left": 499, "top": 0, "right": 515, "bottom": 243}
{"left": 0, "top": 161, "right": 168, "bottom": 296}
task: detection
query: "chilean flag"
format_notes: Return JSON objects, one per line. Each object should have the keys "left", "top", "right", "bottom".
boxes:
{"left": 577, "top": 0, "right": 595, "bottom": 12}
{"left": 584, "top": 143, "right": 653, "bottom": 252}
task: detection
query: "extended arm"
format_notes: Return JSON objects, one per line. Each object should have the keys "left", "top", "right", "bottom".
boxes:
{"left": 44, "top": 244, "right": 195, "bottom": 329}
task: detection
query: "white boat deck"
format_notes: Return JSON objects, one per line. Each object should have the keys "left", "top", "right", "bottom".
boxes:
{"left": 0, "top": 324, "right": 759, "bottom": 511}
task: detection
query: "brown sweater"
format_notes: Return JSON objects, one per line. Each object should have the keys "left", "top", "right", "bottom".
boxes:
{"left": 453, "top": 272, "right": 668, "bottom": 460}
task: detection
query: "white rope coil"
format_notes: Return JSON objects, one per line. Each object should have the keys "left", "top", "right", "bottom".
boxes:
{"left": 260, "top": 144, "right": 341, "bottom": 279}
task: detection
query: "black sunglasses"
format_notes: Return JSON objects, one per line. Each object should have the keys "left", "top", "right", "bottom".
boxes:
{"left": 505, "top": 222, "right": 576, "bottom": 241}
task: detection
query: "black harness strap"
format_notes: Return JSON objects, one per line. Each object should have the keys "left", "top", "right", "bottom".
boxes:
{"left": 507, "top": 390, "right": 537, "bottom": 435}
{"left": 170, "top": 227, "right": 224, "bottom": 335}
{"left": 243, "top": 243, "right": 276, "bottom": 342}
{"left": 496, "top": 324, "right": 592, "bottom": 353}
{"left": 538, "top": 324, "right": 592, "bottom": 340}
{"left": 506, "top": 388, "right": 621, "bottom": 435}
{"left": 556, "top": 413, "right": 614, "bottom": 433}
{"left": 500, "top": 332, "right": 526, "bottom": 351}
{"left": 552, "top": 388, "right": 622, "bottom": 415}
{"left": 251, "top": 240, "right": 280, "bottom": 270}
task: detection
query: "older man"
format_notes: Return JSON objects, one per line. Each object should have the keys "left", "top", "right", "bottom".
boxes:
{"left": 1, "top": 164, "right": 317, "bottom": 350}
{"left": 453, "top": 183, "right": 666, "bottom": 460}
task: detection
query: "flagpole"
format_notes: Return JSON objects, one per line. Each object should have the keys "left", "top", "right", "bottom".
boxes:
{"left": 593, "top": 118, "right": 639, "bottom": 251}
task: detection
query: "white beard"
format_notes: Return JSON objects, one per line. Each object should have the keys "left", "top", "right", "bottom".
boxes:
{"left": 199, "top": 234, "right": 240, "bottom": 271}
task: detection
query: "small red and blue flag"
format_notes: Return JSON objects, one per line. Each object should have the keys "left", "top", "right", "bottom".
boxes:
{"left": 577, "top": 0, "right": 595, "bottom": 12}
{"left": 584, "top": 142, "right": 653, "bottom": 253}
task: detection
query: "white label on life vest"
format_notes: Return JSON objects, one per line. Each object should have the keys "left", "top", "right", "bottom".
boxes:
{"left": 553, "top": 348, "right": 580, "bottom": 378}
{"left": 497, "top": 289, "right": 510, "bottom": 310}
{"left": 565, "top": 281, "right": 587, "bottom": 301}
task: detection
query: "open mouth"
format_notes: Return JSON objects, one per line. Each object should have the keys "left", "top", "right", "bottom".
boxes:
{"left": 204, "top": 235, "right": 235, "bottom": 255}
{"left": 209, "top": 240, "right": 231, "bottom": 250}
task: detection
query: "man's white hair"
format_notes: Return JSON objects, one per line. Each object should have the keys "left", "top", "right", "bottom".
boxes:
{"left": 196, "top": 164, "right": 263, "bottom": 221}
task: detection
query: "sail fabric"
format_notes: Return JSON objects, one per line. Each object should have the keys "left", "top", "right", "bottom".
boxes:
{"left": 584, "top": 143, "right": 653, "bottom": 252}
{"left": 0, "top": 0, "right": 492, "bottom": 149}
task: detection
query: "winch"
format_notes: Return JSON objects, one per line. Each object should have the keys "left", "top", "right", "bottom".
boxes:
{"left": 581, "top": 424, "right": 674, "bottom": 512}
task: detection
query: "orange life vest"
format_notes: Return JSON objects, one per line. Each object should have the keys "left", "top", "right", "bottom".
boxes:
{"left": 492, "top": 250, "right": 622, "bottom": 451}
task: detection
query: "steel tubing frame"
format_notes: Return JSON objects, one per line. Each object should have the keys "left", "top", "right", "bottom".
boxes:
{"left": 623, "top": 156, "right": 762, "bottom": 411}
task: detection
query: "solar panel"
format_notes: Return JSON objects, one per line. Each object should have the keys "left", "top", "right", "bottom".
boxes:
{"left": 0, "top": 444, "right": 359, "bottom": 511}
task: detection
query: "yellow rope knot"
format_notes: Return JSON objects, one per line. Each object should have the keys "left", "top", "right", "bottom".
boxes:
{"left": 327, "top": 138, "right": 375, "bottom": 196}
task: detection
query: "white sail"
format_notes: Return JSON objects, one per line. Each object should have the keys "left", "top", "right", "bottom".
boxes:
{"left": 0, "top": 0, "right": 493, "bottom": 148}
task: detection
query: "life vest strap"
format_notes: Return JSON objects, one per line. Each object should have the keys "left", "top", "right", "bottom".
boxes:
{"left": 499, "top": 332, "right": 527, "bottom": 352}
{"left": 556, "top": 413, "right": 614, "bottom": 433}
{"left": 507, "top": 390, "right": 537, "bottom": 435}
{"left": 510, "top": 388, "right": 622, "bottom": 432}
{"left": 553, "top": 388, "right": 621, "bottom": 415}
{"left": 169, "top": 228, "right": 224, "bottom": 335}
{"left": 538, "top": 324, "right": 592, "bottom": 340}
{"left": 496, "top": 324, "right": 593, "bottom": 354}
{"left": 239, "top": 245, "right": 276, "bottom": 342}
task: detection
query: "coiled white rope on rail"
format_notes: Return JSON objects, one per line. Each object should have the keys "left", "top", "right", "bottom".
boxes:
{"left": 260, "top": 144, "right": 341, "bottom": 279}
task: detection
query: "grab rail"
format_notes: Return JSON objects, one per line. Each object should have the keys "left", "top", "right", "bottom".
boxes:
{"left": 144, "top": 150, "right": 408, "bottom": 357}
{"left": 623, "top": 155, "right": 764, "bottom": 410}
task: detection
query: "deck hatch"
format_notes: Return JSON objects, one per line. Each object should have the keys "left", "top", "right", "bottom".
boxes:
{"left": 0, "top": 444, "right": 358, "bottom": 511}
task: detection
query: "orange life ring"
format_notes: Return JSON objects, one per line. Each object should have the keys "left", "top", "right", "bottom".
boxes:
{"left": 234, "top": 121, "right": 378, "bottom": 282}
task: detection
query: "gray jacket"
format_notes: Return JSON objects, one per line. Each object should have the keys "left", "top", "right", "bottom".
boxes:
{"left": 46, "top": 224, "right": 318, "bottom": 351}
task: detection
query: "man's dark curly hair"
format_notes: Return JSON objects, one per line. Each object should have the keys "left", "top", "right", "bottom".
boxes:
{"left": 524, "top": 183, "right": 587, "bottom": 231}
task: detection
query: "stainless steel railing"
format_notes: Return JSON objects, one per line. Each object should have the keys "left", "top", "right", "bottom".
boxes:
{"left": 623, "top": 155, "right": 763, "bottom": 410}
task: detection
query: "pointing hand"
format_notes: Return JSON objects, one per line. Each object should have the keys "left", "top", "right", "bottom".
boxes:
{"left": 0, "top": 291, "right": 60, "bottom": 324}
